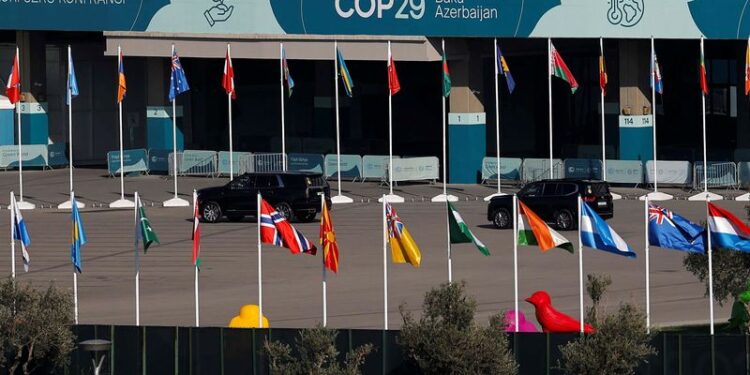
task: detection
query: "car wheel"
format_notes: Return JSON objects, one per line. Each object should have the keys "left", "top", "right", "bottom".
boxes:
{"left": 296, "top": 211, "right": 317, "bottom": 223}
{"left": 275, "top": 202, "right": 295, "bottom": 221}
{"left": 554, "top": 209, "right": 575, "bottom": 231}
{"left": 227, "top": 215, "right": 244, "bottom": 222}
{"left": 202, "top": 202, "right": 222, "bottom": 223}
{"left": 492, "top": 208, "right": 511, "bottom": 229}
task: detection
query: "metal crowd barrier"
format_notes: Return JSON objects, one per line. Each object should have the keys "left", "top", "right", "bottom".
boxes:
{"left": 238, "top": 153, "right": 286, "bottom": 174}
{"left": 168, "top": 151, "right": 218, "bottom": 177}
{"left": 693, "top": 162, "right": 738, "bottom": 189}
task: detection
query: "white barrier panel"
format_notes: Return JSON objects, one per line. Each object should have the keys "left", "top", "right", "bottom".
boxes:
{"left": 362, "top": 155, "right": 400, "bottom": 180}
{"left": 391, "top": 157, "right": 439, "bottom": 182}
{"left": 481, "top": 157, "right": 522, "bottom": 181}
{"left": 645, "top": 160, "right": 692, "bottom": 185}
{"left": 0, "top": 144, "right": 49, "bottom": 168}
{"left": 324, "top": 154, "right": 363, "bottom": 179}
{"left": 522, "top": 158, "right": 564, "bottom": 182}
{"left": 694, "top": 161, "right": 738, "bottom": 188}
{"left": 605, "top": 160, "right": 644, "bottom": 184}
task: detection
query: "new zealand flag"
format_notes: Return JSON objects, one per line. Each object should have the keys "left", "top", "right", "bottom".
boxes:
{"left": 648, "top": 203, "right": 705, "bottom": 253}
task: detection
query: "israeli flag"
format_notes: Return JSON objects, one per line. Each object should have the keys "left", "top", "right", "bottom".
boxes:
{"left": 580, "top": 199, "right": 636, "bottom": 258}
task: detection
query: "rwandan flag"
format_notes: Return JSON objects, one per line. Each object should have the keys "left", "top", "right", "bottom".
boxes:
{"left": 117, "top": 49, "right": 127, "bottom": 103}
{"left": 442, "top": 52, "right": 451, "bottom": 97}
{"left": 336, "top": 47, "right": 354, "bottom": 97}
{"left": 71, "top": 194, "right": 87, "bottom": 274}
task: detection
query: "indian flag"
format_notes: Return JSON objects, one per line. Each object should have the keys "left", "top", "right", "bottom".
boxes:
{"left": 517, "top": 200, "right": 573, "bottom": 253}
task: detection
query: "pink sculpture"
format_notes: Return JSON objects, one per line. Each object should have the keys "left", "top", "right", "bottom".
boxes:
{"left": 504, "top": 310, "right": 539, "bottom": 332}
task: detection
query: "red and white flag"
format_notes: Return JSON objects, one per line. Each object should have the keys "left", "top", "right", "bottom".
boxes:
{"left": 260, "top": 199, "right": 316, "bottom": 255}
{"left": 222, "top": 45, "right": 236, "bottom": 99}
{"left": 6, "top": 48, "right": 20, "bottom": 104}
{"left": 388, "top": 56, "right": 400, "bottom": 96}
{"left": 192, "top": 190, "right": 201, "bottom": 268}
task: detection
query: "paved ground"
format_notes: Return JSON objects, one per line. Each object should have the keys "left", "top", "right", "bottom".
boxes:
{"left": 0, "top": 168, "right": 747, "bottom": 330}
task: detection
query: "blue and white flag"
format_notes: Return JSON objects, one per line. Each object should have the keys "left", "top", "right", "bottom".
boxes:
{"left": 67, "top": 47, "right": 79, "bottom": 106}
{"left": 648, "top": 203, "right": 705, "bottom": 253}
{"left": 581, "top": 200, "right": 636, "bottom": 258}
{"left": 71, "top": 194, "right": 87, "bottom": 274}
{"left": 11, "top": 193, "right": 31, "bottom": 272}
{"left": 168, "top": 46, "right": 190, "bottom": 101}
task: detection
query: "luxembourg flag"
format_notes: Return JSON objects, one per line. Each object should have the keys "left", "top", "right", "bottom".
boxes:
{"left": 707, "top": 202, "right": 750, "bottom": 252}
{"left": 580, "top": 199, "right": 636, "bottom": 258}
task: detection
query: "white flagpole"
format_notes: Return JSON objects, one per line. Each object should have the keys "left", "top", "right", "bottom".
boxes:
{"left": 10, "top": 192, "right": 16, "bottom": 280}
{"left": 58, "top": 45, "right": 80, "bottom": 210}
{"left": 280, "top": 43, "right": 287, "bottom": 172}
{"left": 257, "top": 192, "right": 263, "bottom": 327}
{"left": 447, "top": 201, "right": 452, "bottom": 283}
{"left": 331, "top": 41, "right": 353, "bottom": 204}
{"left": 228, "top": 44, "right": 234, "bottom": 181}
{"left": 389, "top": 41, "right": 393, "bottom": 197}
{"left": 432, "top": 39, "right": 456, "bottom": 203}
{"left": 164, "top": 45, "right": 189, "bottom": 207}
{"left": 706, "top": 197, "right": 715, "bottom": 335}
{"left": 651, "top": 38, "right": 658, "bottom": 194}
{"left": 644, "top": 196, "right": 651, "bottom": 333}
{"left": 110, "top": 46, "right": 133, "bottom": 208}
{"left": 194, "top": 189, "right": 200, "bottom": 327}
{"left": 512, "top": 194, "right": 519, "bottom": 332}
{"left": 578, "top": 195, "right": 584, "bottom": 333}
{"left": 690, "top": 37, "right": 721, "bottom": 201}
{"left": 495, "top": 39, "right": 502, "bottom": 195}
{"left": 134, "top": 192, "right": 140, "bottom": 326}
{"left": 72, "top": 190, "right": 79, "bottom": 324}
{"left": 600, "top": 37, "right": 607, "bottom": 181}
{"left": 14, "top": 45, "right": 32, "bottom": 209}
{"left": 548, "top": 38, "right": 554, "bottom": 179}
{"left": 382, "top": 195, "right": 388, "bottom": 329}
{"left": 322, "top": 196, "right": 328, "bottom": 327}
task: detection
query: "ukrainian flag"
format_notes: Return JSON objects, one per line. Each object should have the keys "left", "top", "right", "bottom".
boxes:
{"left": 337, "top": 48, "right": 354, "bottom": 97}
{"left": 71, "top": 195, "right": 87, "bottom": 273}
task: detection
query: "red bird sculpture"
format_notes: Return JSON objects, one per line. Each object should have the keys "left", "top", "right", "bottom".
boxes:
{"left": 525, "top": 291, "right": 595, "bottom": 334}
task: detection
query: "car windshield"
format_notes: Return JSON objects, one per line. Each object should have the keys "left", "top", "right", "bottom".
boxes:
{"left": 519, "top": 183, "right": 541, "bottom": 196}
{"left": 228, "top": 176, "right": 251, "bottom": 190}
{"left": 584, "top": 183, "right": 609, "bottom": 195}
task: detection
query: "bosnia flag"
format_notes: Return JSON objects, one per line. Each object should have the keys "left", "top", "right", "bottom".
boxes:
{"left": 385, "top": 202, "right": 421, "bottom": 267}
{"left": 336, "top": 47, "right": 354, "bottom": 97}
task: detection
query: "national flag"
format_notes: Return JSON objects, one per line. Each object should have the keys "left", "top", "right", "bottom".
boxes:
{"left": 496, "top": 45, "right": 516, "bottom": 94}
{"left": 580, "top": 200, "right": 636, "bottom": 258}
{"left": 336, "top": 48, "right": 354, "bottom": 97}
{"left": 10, "top": 193, "right": 30, "bottom": 272}
{"left": 648, "top": 203, "right": 705, "bottom": 253}
{"left": 192, "top": 190, "right": 201, "bottom": 268}
{"left": 707, "top": 202, "right": 750, "bottom": 252}
{"left": 282, "top": 47, "right": 295, "bottom": 97}
{"left": 651, "top": 50, "right": 664, "bottom": 95}
{"left": 442, "top": 52, "right": 451, "bottom": 97}
{"left": 222, "top": 46, "right": 236, "bottom": 99}
{"left": 550, "top": 42, "right": 578, "bottom": 94}
{"left": 599, "top": 51, "right": 608, "bottom": 95}
{"left": 5, "top": 49, "right": 20, "bottom": 105}
{"left": 700, "top": 43, "right": 709, "bottom": 95}
{"left": 517, "top": 200, "right": 573, "bottom": 253}
{"left": 320, "top": 201, "right": 339, "bottom": 273}
{"left": 260, "top": 199, "right": 316, "bottom": 255}
{"left": 385, "top": 202, "right": 422, "bottom": 267}
{"left": 71, "top": 195, "right": 87, "bottom": 274}
{"left": 447, "top": 202, "right": 489, "bottom": 256}
{"left": 169, "top": 46, "right": 190, "bottom": 101}
{"left": 135, "top": 195, "right": 159, "bottom": 253}
{"left": 388, "top": 56, "right": 400, "bottom": 96}
{"left": 745, "top": 38, "right": 750, "bottom": 96}
{"left": 67, "top": 48, "right": 79, "bottom": 106}
{"left": 117, "top": 49, "right": 127, "bottom": 103}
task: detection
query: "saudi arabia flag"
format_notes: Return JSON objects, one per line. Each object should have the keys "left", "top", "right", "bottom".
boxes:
{"left": 447, "top": 202, "right": 490, "bottom": 256}
{"left": 517, "top": 200, "right": 573, "bottom": 253}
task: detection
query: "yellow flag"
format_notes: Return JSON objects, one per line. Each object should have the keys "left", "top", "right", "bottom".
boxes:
{"left": 385, "top": 203, "right": 421, "bottom": 267}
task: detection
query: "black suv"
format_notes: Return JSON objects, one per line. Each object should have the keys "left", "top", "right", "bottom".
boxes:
{"left": 196, "top": 172, "right": 331, "bottom": 223}
{"left": 487, "top": 179, "right": 613, "bottom": 230}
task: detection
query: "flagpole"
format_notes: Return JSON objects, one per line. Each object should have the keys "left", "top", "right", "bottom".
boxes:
{"left": 690, "top": 37, "right": 721, "bottom": 201}
{"left": 72, "top": 191, "right": 79, "bottom": 325}
{"left": 58, "top": 45, "right": 78, "bottom": 210}
{"left": 164, "top": 45, "right": 189, "bottom": 207}
{"left": 388, "top": 41, "right": 394, "bottom": 197}
{"left": 331, "top": 41, "right": 353, "bottom": 205}
{"left": 495, "top": 39, "right": 502, "bottom": 195}
{"left": 257, "top": 192, "right": 263, "bottom": 328}
{"left": 228, "top": 44, "right": 234, "bottom": 181}
{"left": 111, "top": 46, "right": 133, "bottom": 208}
{"left": 651, "top": 37, "right": 658, "bottom": 194}
{"left": 578, "top": 195, "right": 584, "bottom": 333}
{"left": 10, "top": 192, "right": 16, "bottom": 280}
{"left": 382, "top": 195, "right": 388, "bottom": 329}
{"left": 432, "top": 39, "right": 456, "bottom": 203}
{"left": 195, "top": 265, "right": 199, "bottom": 327}
{"left": 548, "top": 38, "right": 554, "bottom": 179}
{"left": 135, "top": 192, "right": 140, "bottom": 326}
{"left": 512, "top": 194, "right": 519, "bottom": 332}
{"left": 194, "top": 189, "right": 200, "bottom": 327}
{"left": 706, "top": 197, "right": 715, "bottom": 335}
{"left": 280, "top": 43, "right": 287, "bottom": 172}
{"left": 600, "top": 37, "right": 607, "bottom": 181}
{"left": 447, "top": 200, "right": 452, "bottom": 283}
{"left": 322, "top": 196, "right": 328, "bottom": 327}
{"left": 644, "top": 196, "right": 650, "bottom": 333}
{"left": 14, "top": 46, "right": 33, "bottom": 210}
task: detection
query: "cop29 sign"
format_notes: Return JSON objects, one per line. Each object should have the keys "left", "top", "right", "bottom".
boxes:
{"left": 2, "top": 0, "right": 750, "bottom": 39}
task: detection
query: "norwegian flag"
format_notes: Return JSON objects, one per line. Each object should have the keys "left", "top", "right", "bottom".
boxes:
{"left": 223, "top": 45, "right": 236, "bottom": 99}
{"left": 260, "top": 199, "right": 316, "bottom": 255}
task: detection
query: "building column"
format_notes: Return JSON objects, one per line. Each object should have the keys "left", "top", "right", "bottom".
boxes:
{"left": 617, "top": 39, "right": 653, "bottom": 161}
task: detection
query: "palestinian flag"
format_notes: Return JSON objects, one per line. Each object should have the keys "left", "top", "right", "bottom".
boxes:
{"left": 550, "top": 42, "right": 579, "bottom": 94}
{"left": 517, "top": 200, "right": 573, "bottom": 253}
{"left": 448, "top": 202, "right": 489, "bottom": 256}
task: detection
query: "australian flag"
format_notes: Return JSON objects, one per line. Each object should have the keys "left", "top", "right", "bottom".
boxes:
{"left": 648, "top": 203, "right": 705, "bottom": 253}
{"left": 260, "top": 199, "right": 316, "bottom": 255}
{"left": 168, "top": 46, "right": 190, "bottom": 101}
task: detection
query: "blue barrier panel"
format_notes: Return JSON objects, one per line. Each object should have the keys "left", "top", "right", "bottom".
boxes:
{"left": 181, "top": 150, "right": 217, "bottom": 174}
{"left": 148, "top": 149, "right": 171, "bottom": 173}
{"left": 0, "top": 144, "right": 48, "bottom": 168}
{"left": 363, "top": 155, "right": 399, "bottom": 180}
{"left": 324, "top": 154, "right": 362, "bottom": 179}
{"left": 481, "top": 157, "right": 522, "bottom": 181}
{"left": 107, "top": 149, "right": 149, "bottom": 175}
{"left": 218, "top": 151, "right": 251, "bottom": 175}
{"left": 605, "top": 160, "right": 644, "bottom": 184}
{"left": 47, "top": 143, "right": 68, "bottom": 167}
{"left": 288, "top": 153, "right": 324, "bottom": 173}
{"left": 564, "top": 159, "right": 603, "bottom": 179}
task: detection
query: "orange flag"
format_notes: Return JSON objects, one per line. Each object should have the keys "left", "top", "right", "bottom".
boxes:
{"left": 320, "top": 202, "right": 339, "bottom": 273}
{"left": 388, "top": 56, "right": 400, "bottom": 96}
